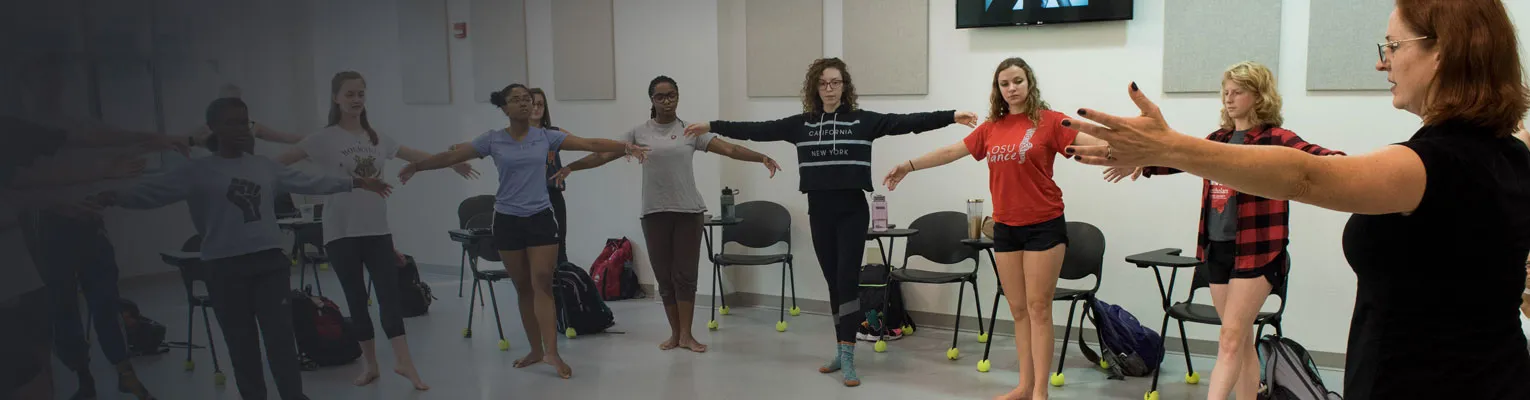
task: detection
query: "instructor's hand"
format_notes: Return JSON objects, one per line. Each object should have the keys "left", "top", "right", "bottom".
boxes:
{"left": 1063, "top": 82, "right": 1192, "bottom": 168}
{"left": 683, "top": 122, "right": 711, "bottom": 138}
{"left": 954, "top": 111, "right": 980, "bottom": 128}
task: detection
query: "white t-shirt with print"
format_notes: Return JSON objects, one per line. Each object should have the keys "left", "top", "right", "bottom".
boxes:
{"left": 298, "top": 126, "right": 400, "bottom": 244}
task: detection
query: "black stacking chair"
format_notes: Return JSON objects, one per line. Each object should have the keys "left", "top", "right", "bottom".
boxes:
{"left": 460, "top": 213, "right": 511, "bottom": 350}
{"left": 162, "top": 235, "right": 226, "bottom": 385}
{"left": 457, "top": 195, "right": 495, "bottom": 297}
{"left": 1154, "top": 255, "right": 1288, "bottom": 390}
{"left": 887, "top": 211, "right": 984, "bottom": 357}
{"left": 709, "top": 201, "right": 797, "bottom": 332}
{"left": 293, "top": 219, "right": 327, "bottom": 296}
{"left": 977, "top": 221, "right": 1106, "bottom": 382}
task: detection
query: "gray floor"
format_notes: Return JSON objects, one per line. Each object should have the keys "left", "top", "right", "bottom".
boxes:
{"left": 54, "top": 268, "right": 1344, "bottom": 399}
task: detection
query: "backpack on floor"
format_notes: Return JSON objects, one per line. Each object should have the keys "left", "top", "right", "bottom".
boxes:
{"left": 118, "top": 298, "right": 168, "bottom": 356}
{"left": 590, "top": 238, "right": 639, "bottom": 301}
{"left": 396, "top": 254, "right": 435, "bottom": 318}
{"left": 554, "top": 262, "right": 616, "bottom": 336}
{"left": 290, "top": 286, "right": 361, "bottom": 367}
{"left": 1079, "top": 298, "right": 1164, "bottom": 379}
{"left": 1257, "top": 335, "right": 1343, "bottom": 400}
{"left": 857, "top": 264, "right": 917, "bottom": 341}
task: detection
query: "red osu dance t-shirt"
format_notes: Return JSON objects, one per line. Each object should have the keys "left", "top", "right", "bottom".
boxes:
{"left": 963, "top": 110, "right": 1079, "bottom": 227}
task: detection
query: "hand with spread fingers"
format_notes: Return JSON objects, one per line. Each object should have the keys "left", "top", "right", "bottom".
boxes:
{"left": 1062, "top": 82, "right": 1193, "bottom": 168}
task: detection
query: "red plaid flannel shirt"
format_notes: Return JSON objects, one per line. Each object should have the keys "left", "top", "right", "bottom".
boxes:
{"left": 1143, "top": 126, "right": 1345, "bottom": 271}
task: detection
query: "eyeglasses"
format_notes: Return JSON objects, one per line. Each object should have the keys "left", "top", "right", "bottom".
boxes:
{"left": 1377, "top": 36, "right": 1432, "bottom": 64}
{"left": 819, "top": 80, "right": 844, "bottom": 89}
{"left": 507, "top": 95, "right": 533, "bottom": 104}
{"left": 651, "top": 93, "right": 678, "bottom": 103}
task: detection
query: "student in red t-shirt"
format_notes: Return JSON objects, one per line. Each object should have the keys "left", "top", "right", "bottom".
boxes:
{"left": 1103, "top": 61, "right": 1343, "bottom": 400}
{"left": 883, "top": 57, "right": 1103, "bottom": 400}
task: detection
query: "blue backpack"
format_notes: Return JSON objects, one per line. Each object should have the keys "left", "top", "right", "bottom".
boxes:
{"left": 1078, "top": 298, "right": 1164, "bottom": 378}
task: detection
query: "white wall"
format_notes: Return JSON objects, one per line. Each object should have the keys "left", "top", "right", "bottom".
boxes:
{"left": 307, "top": 0, "right": 1530, "bottom": 355}
{"left": 309, "top": 0, "right": 723, "bottom": 292}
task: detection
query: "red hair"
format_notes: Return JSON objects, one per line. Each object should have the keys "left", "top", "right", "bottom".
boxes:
{"left": 1396, "top": 0, "right": 1528, "bottom": 136}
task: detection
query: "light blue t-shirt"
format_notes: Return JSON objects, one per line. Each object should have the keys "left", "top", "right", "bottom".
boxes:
{"left": 472, "top": 127, "right": 568, "bottom": 217}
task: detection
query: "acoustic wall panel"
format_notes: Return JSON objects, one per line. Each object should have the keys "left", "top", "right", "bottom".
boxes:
{"left": 551, "top": 0, "right": 615, "bottom": 100}
{"left": 470, "top": 0, "right": 528, "bottom": 102}
{"left": 1307, "top": 0, "right": 1391, "bottom": 91}
{"left": 843, "top": 0, "right": 928, "bottom": 95}
{"left": 398, "top": 0, "right": 452, "bottom": 104}
{"left": 746, "top": 0, "right": 824, "bottom": 98}
{"left": 1162, "top": 0, "right": 1281, "bottom": 93}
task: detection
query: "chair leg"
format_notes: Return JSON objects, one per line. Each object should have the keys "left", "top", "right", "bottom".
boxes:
{"left": 465, "top": 278, "right": 479, "bottom": 337}
{"left": 1056, "top": 298, "right": 1080, "bottom": 374}
{"left": 202, "top": 306, "right": 222, "bottom": 374}
{"left": 1149, "top": 313, "right": 1172, "bottom": 392}
{"left": 788, "top": 262, "right": 798, "bottom": 311}
{"left": 311, "top": 258, "right": 324, "bottom": 296}
{"left": 972, "top": 280, "right": 986, "bottom": 336}
{"left": 777, "top": 264, "right": 786, "bottom": 323}
{"left": 486, "top": 282, "right": 507, "bottom": 342}
{"left": 458, "top": 249, "right": 467, "bottom": 297}
{"left": 979, "top": 291, "right": 1002, "bottom": 365}
{"left": 1178, "top": 320, "right": 1195, "bottom": 373}
{"left": 185, "top": 303, "right": 195, "bottom": 365}
{"left": 951, "top": 282, "right": 966, "bottom": 351}
{"left": 709, "top": 265, "right": 718, "bottom": 322}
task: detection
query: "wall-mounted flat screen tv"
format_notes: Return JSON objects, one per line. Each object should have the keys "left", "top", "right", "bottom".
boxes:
{"left": 956, "top": 0, "right": 1134, "bottom": 29}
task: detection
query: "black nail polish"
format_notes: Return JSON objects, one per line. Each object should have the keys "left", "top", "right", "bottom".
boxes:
{"left": 1061, "top": 119, "right": 1072, "bottom": 127}
{"left": 1065, "top": 147, "right": 1075, "bottom": 154}
{"left": 1131, "top": 82, "right": 1139, "bottom": 92}
{"left": 1077, "top": 109, "right": 1088, "bottom": 116}
{"left": 1073, "top": 155, "right": 1082, "bottom": 161}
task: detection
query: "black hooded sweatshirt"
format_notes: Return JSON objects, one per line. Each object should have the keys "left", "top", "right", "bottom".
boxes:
{"left": 709, "top": 104, "right": 956, "bottom": 192}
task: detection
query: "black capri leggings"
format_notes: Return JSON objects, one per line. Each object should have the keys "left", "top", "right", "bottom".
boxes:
{"left": 807, "top": 190, "right": 869, "bottom": 344}
{"left": 325, "top": 234, "right": 404, "bottom": 341}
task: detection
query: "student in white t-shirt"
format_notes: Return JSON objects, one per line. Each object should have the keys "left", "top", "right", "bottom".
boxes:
{"left": 273, "top": 71, "right": 476, "bottom": 391}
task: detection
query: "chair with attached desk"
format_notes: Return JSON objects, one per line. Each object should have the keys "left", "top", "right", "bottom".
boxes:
{"left": 1128, "top": 247, "right": 1288, "bottom": 400}
{"left": 885, "top": 211, "right": 985, "bottom": 358}
{"left": 291, "top": 219, "right": 327, "bottom": 295}
{"left": 456, "top": 195, "right": 495, "bottom": 297}
{"left": 459, "top": 213, "right": 512, "bottom": 351}
{"left": 708, "top": 201, "right": 797, "bottom": 332}
{"left": 159, "top": 235, "right": 226, "bottom": 386}
{"left": 973, "top": 221, "right": 1106, "bottom": 381}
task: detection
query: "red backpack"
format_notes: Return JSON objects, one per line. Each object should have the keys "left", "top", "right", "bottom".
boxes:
{"left": 590, "top": 238, "right": 638, "bottom": 300}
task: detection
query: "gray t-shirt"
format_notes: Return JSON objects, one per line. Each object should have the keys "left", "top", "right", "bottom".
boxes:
{"left": 624, "top": 120, "right": 716, "bottom": 215}
{"left": 1206, "top": 129, "right": 1247, "bottom": 242}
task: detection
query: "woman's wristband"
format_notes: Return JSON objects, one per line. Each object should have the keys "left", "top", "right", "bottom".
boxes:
{"left": 907, "top": 160, "right": 917, "bottom": 171}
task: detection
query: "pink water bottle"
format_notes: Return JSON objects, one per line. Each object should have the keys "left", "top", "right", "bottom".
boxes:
{"left": 871, "top": 194, "right": 889, "bottom": 232}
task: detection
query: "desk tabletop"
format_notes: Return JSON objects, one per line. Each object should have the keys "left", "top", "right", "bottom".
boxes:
{"left": 277, "top": 218, "right": 319, "bottom": 226}
{"left": 960, "top": 238, "right": 994, "bottom": 249}
{"left": 448, "top": 229, "right": 493, "bottom": 243}
{"left": 705, "top": 218, "right": 744, "bottom": 226}
{"left": 1125, "top": 248, "right": 1200, "bottom": 268}
{"left": 866, "top": 228, "right": 919, "bottom": 238}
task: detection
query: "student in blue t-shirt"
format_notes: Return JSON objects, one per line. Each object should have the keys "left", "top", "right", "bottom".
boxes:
{"left": 399, "top": 83, "right": 648, "bottom": 379}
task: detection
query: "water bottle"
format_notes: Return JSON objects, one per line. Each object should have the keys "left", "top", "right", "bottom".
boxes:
{"left": 871, "top": 194, "right": 889, "bottom": 232}
{"left": 966, "top": 199, "right": 986, "bottom": 239}
{"left": 720, "top": 187, "right": 737, "bottom": 220}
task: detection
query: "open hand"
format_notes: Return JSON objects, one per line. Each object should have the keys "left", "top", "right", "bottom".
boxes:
{"left": 154, "top": 134, "right": 191, "bottom": 156}
{"left": 451, "top": 163, "right": 480, "bottom": 179}
{"left": 103, "top": 156, "right": 147, "bottom": 180}
{"left": 1063, "top": 83, "right": 1190, "bottom": 168}
{"left": 882, "top": 162, "right": 914, "bottom": 191}
{"left": 683, "top": 122, "right": 711, "bottom": 138}
{"left": 398, "top": 164, "right": 419, "bottom": 185}
{"left": 954, "top": 111, "right": 980, "bottom": 128}
{"left": 356, "top": 177, "right": 393, "bottom": 198}
{"left": 762, "top": 157, "right": 781, "bottom": 178}
{"left": 549, "top": 167, "right": 572, "bottom": 187}
{"left": 1102, "top": 166, "right": 1142, "bottom": 183}
{"left": 626, "top": 143, "right": 651, "bottom": 163}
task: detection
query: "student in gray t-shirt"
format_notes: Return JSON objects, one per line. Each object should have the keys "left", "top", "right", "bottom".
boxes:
{"left": 558, "top": 76, "right": 780, "bottom": 353}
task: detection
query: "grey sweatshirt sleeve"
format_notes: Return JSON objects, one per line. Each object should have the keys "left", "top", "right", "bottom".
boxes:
{"left": 115, "top": 164, "right": 193, "bottom": 209}
{"left": 269, "top": 159, "right": 354, "bottom": 195}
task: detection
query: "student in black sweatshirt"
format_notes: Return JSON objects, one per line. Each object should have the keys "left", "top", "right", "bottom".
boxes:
{"left": 685, "top": 57, "right": 978, "bottom": 387}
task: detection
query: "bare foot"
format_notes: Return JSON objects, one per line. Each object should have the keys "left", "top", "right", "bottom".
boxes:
{"left": 393, "top": 364, "right": 430, "bottom": 391}
{"left": 513, "top": 352, "right": 544, "bottom": 369}
{"left": 994, "top": 386, "right": 1032, "bottom": 400}
{"left": 353, "top": 364, "right": 380, "bottom": 386}
{"left": 678, "top": 336, "right": 708, "bottom": 353}
{"left": 659, "top": 336, "right": 679, "bottom": 351}
{"left": 544, "top": 355, "right": 573, "bottom": 379}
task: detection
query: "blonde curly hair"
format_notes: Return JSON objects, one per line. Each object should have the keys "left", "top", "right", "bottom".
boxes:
{"left": 1219, "top": 61, "right": 1283, "bottom": 130}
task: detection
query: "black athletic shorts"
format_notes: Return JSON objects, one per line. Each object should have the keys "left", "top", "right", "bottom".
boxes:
{"left": 992, "top": 215, "right": 1069, "bottom": 253}
{"left": 492, "top": 209, "right": 560, "bottom": 251}
{"left": 1199, "top": 240, "right": 1286, "bottom": 288}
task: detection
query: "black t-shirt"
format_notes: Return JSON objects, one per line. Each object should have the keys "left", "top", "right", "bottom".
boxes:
{"left": 1341, "top": 120, "right": 1530, "bottom": 399}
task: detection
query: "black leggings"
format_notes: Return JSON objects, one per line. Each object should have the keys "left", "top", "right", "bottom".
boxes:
{"left": 807, "top": 190, "right": 869, "bottom": 343}
{"left": 325, "top": 235, "right": 404, "bottom": 341}
{"left": 550, "top": 189, "right": 569, "bottom": 263}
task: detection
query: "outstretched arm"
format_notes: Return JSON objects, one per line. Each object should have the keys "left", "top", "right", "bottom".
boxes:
{"left": 252, "top": 122, "right": 304, "bottom": 144}
{"left": 560, "top": 134, "right": 647, "bottom": 159}
{"left": 706, "top": 138, "right": 781, "bottom": 178}
{"left": 882, "top": 142, "right": 971, "bottom": 190}
{"left": 872, "top": 110, "right": 978, "bottom": 139}
{"left": 274, "top": 147, "right": 309, "bottom": 166}
{"left": 398, "top": 146, "right": 478, "bottom": 179}
{"left": 685, "top": 114, "right": 805, "bottom": 143}
{"left": 398, "top": 146, "right": 481, "bottom": 184}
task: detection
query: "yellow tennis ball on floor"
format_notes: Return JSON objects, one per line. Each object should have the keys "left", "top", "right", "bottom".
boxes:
{"left": 214, "top": 372, "right": 226, "bottom": 385}
{"left": 497, "top": 340, "right": 509, "bottom": 351}
{"left": 874, "top": 340, "right": 887, "bottom": 353}
{"left": 1186, "top": 372, "right": 1201, "bottom": 384}
{"left": 708, "top": 320, "right": 719, "bottom": 330}
{"left": 977, "top": 360, "right": 991, "bottom": 373}
{"left": 566, "top": 328, "right": 577, "bottom": 338}
{"left": 184, "top": 360, "right": 194, "bottom": 371}
{"left": 1145, "top": 391, "right": 1160, "bottom": 400}
{"left": 946, "top": 348, "right": 960, "bottom": 360}
{"left": 789, "top": 306, "right": 801, "bottom": 316}
{"left": 775, "top": 321, "right": 787, "bottom": 332}
{"left": 1050, "top": 372, "right": 1065, "bottom": 387}
{"left": 719, "top": 306, "right": 730, "bottom": 315}
{"left": 977, "top": 333, "right": 989, "bottom": 343}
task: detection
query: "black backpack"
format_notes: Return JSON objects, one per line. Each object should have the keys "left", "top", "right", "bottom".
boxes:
{"left": 857, "top": 264, "right": 917, "bottom": 338}
{"left": 397, "top": 255, "right": 435, "bottom": 318}
{"left": 289, "top": 286, "right": 361, "bottom": 367}
{"left": 553, "top": 262, "right": 615, "bottom": 336}
{"left": 1257, "top": 335, "right": 1343, "bottom": 400}
{"left": 118, "top": 298, "right": 168, "bottom": 356}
